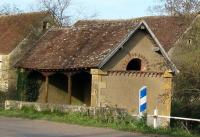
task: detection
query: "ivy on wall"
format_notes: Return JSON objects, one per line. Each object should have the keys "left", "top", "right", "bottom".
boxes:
{"left": 16, "top": 69, "right": 28, "bottom": 101}
{"left": 16, "top": 69, "right": 40, "bottom": 102}
{"left": 25, "top": 72, "right": 41, "bottom": 102}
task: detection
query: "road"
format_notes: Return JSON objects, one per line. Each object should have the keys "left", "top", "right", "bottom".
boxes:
{"left": 0, "top": 117, "right": 166, "bottom": 137}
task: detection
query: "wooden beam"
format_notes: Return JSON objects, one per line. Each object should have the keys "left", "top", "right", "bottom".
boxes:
{"left": 45, "top": 76, "right": 49, "bottom": 103}
{"left": 67, "top": 74, "right": 72, "bottom": 104}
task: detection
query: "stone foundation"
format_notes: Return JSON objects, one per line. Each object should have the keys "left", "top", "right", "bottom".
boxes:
{"left": 5, "top": 100, "right": 127, "bottom": 117}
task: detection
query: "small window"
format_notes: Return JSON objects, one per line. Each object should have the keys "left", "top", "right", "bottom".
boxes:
{"left": 43, "top": 21, "right": 48, "bottom": 30}
{"left": 188, "top": 39, "right": 192, "bottom": 44}
{"left": 126, "top": 58, "right": 141, "bottom": 71}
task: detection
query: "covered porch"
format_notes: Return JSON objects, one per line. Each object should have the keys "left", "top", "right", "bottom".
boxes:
{"left": 24, "top": 69, "right": 92, "bottom": 106}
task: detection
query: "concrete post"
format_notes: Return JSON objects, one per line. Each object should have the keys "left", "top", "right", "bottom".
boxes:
{"left": 153, "top": 108, "right": 158, "bottom": 129}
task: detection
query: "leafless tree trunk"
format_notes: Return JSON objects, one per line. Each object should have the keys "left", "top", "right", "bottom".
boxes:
{"left": 40, "top": 0, "right": 71, "bottom": 26}
{"left": 149, "top": 0, "right": 200, "bottom": 16}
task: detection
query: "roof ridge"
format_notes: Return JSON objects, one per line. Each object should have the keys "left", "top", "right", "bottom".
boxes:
{"left": 0, "top": 11, "right": 49, "bottom": 18}
{"left": 48, "top": 26, "right": 74, "bottom": 32}
{"left": 74, "top": 15, "right": 189, "bottom": 25}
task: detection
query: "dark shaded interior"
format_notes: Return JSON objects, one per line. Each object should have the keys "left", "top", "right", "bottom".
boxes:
{"left": 49, "top": 73, "right": 68, "bottom": 93}
{"left": 126, "top": 58, "right": 141, "bottom": 71}
{"left": 46, "top": 73, "right": 68, "bottom": 104}
{"left": 25, "top": 71, "right": 92, "bottom": 106}
{"left": 26, "top": 71, "right": 45, "bottom": 102}
{"left": 43, "top": 21, "right": 47, "bottom": 30}
{"left": 72, "top": 71, "right": 91, "bottom": 106}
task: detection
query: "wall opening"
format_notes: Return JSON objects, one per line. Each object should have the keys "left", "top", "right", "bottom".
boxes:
{"left": 26, "top": 71, "right": 45, "bottom": 102}
{"left": 47, "top": 73, "right": 68, "bottom": 104}
{"left": 49, "top": 73, "right": 68, "bottom": 93}
{"left": 126, "top": 58, "right": 141, "bottom": 71}
{"left": 43, "top": 21, "right": 51, "bottom": 31}
{"left": 43, "top": 21, "right": 47, "bottom": 30}
{"left": 72, "top": 71, "right": 91, "bottom": 106}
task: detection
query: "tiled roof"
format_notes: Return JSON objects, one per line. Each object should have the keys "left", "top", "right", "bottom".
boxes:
{"left": 0, "top": 12, "right": 50, "bottom": 54}
{"left": 17, "top": 15, "right": 195, "bottom": 70}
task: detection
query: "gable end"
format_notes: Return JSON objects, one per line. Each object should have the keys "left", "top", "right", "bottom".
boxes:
{"left": 98, "top": 21, "right": 178, "bottom": 74}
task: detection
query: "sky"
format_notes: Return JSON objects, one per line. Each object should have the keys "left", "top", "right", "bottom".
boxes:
{"left": 0, "top": 0, "right": 158, "bottom": 21}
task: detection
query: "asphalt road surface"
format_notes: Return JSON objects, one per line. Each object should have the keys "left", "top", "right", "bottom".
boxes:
{"left": 0, "top": 117, "right": 166, "bottom": 137}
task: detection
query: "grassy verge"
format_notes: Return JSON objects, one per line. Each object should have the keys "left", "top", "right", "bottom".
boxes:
{"left": 0, "top": 107, "right": 198, "bottom": 137}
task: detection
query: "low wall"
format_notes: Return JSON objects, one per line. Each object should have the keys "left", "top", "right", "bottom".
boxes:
{"left": 4, "top": 100, "right": 170, "bottom": 128}
{"left": 5, "top": 100, "right": 128, "bottom": 117}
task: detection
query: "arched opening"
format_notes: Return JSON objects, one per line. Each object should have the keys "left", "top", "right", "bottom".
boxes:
{"left": 126, "top": 58, "right": 142, "bottom": 71}
{"left": 72, "top": 71, "right": 91, "bottom": 106}
{"left": 26, "top": 71, "right": 45, "bottom": 102}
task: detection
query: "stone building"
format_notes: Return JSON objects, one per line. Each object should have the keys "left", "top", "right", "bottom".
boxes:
{"left": 0, "top": 12, "right": 55, "bottom": 93}
{"left": 16, "top": 15, "right": 198, "bottom": 126}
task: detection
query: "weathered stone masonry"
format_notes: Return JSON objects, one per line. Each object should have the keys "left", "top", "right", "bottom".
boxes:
{"left": 90, "top": 69, "right": 172, "bottom": 127}
{"left": 0, "top": 55, "right": 9, "bottom": 92}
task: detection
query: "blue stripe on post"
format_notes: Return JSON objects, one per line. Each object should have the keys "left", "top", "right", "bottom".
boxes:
{"left": 140, "top": 103, "right": 147, "bottom": 112}
{"left": 140, "top": 87, "right": 147, "bottom": 98}
{"left": 139, "top": 86, "right": 147, "bottom": 114}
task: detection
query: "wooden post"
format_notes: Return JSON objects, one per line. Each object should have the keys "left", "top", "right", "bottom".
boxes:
{"left": 45, "top": 76, "right": 49, "bottom": 103}
{"left": 67, "top": 74, "right": 72, "bottom": 104}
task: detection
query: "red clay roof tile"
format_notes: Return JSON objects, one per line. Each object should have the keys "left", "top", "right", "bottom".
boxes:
{"left": 17, "top": 15, "right": 195, "bottom": 70}
{"left": 0, "top": 12, "right": 50, "bottom": 54}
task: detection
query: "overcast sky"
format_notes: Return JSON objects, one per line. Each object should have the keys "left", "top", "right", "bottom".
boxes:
{"left": 0, "top": 0, "right": 159, "bottom": 20}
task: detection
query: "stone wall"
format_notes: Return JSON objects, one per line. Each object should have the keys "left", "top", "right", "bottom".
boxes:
{"left": 5, "top": 100, "right": 128, "bottom": 117}
{"left": 6, "top": 25, "right": 46, "bottom": 95}
{"left": 0, "top": 26, "right": 44, "bottom": 94}
{"left": 0, "top": 55, "right": 9, "bottom": 92}
{"left": 91, "top": 69, "right": 172, "bottom": 127}
{"left": 92, "top": 30, "right": 173, "bottom": 127}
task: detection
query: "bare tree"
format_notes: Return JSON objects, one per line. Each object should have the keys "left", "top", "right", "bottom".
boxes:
{"left": 149, "top": 0, "right": 200, "bottom": 16}
{"left": 39, "top": 0, "right": 71, "bottom": 26}
{"left": 170, "top": 12, "right": 200, "bottom": 132}
{"left": 0, "top": 3, "right": 22, "bottom": 15}
{"left": 39, "top": 0, "right": 98, "bottom": 26}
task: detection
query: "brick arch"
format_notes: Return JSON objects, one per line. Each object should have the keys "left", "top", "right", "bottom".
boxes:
{"left": 122, "top": 53, "right": 150, "bottom": 71}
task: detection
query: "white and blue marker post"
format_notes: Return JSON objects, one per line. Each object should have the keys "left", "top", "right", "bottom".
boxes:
{"left": 139, "top": 86, "right": 147, "bottom": 117}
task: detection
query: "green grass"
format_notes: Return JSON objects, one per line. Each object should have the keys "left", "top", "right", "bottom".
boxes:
{"left": 0, "top": 107, "right": 198, "bottom": 137}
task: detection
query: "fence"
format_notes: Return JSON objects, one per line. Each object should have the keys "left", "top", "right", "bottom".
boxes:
{"left": 149, "top": 109, "right": 200, "bottom": 129}
{"left": 132, "top": 108, "right": 200, "bottom": 129}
